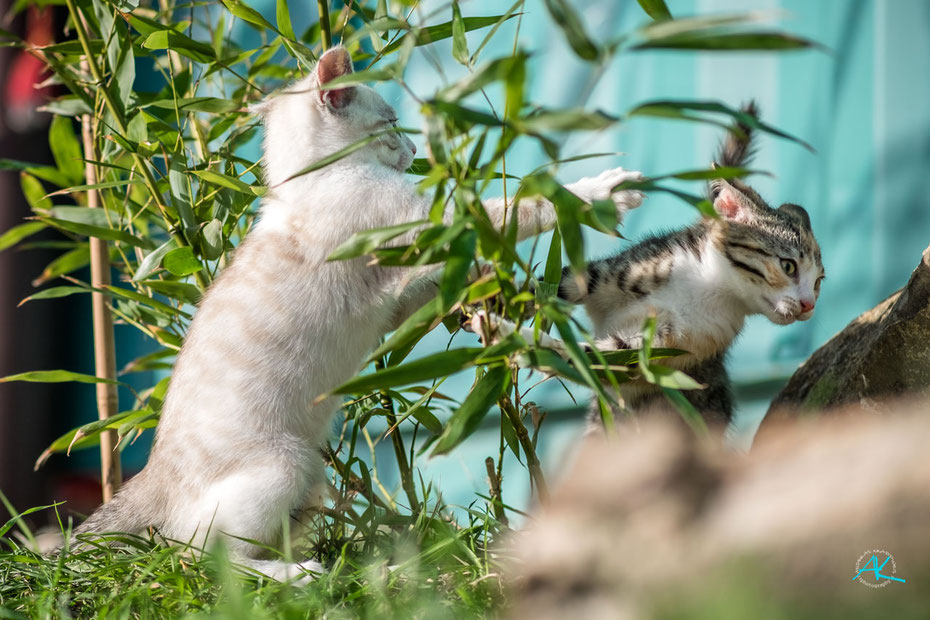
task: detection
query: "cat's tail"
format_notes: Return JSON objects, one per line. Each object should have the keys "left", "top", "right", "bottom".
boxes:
{"left": 716, "top": 100, "right": 759, "bottom": 169}
{"left": 71, "top": 469, "right": 155, "bottom": 541}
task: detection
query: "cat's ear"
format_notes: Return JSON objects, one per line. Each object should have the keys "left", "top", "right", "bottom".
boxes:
{"left": 316, "top": 47, "right": 355, "bottom": 110}
{"left": 710, "top": 178, "right": 760, "bottom": 222}
{"left": 778, "top": 203, "right": 812, "bottom": 228}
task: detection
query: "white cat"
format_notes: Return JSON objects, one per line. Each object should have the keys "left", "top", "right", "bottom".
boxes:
{"left": 73, "top": 46, "right": 645, "bottom": 582}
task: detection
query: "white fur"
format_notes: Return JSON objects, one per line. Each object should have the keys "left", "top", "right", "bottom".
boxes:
{"left": 78, "top": 48, "right": 645, "bottom": 582}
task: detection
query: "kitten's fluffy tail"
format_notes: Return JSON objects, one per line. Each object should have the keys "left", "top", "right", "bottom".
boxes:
{"left": 716, "top": 100, "right": 759, "bottom": 168}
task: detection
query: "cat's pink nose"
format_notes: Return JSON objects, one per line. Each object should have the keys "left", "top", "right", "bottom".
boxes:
{"left": 799, "top": 299, "right": 815, "bottom": 314}
{"left": 411, "top": 144, "right": 417, "bottom": 155}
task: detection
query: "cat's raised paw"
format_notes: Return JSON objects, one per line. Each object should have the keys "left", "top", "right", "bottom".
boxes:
{"left": 568, "top": 167, "right": 645, "bottom": 214}
{"left": 467, "top": 311, "right": 510, "bottom": 345}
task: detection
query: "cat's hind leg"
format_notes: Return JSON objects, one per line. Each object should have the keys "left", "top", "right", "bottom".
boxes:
{"left": 180, "top": 457, "right": 326, "bottom": 583}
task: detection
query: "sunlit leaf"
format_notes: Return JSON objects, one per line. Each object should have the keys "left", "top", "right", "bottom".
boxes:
{"left": 382, "top": 14, "right": 518, "bottom": 55}
{"left": 48, "top": 116, "right": 84, "bottom": 185}
{"left": 0, "top": 221, "right": 45, "bottom": 254}
{"left": 332, "top": 348, "right": 484, "bottom": 395}
{"left": 0, "top": 370, "right": 122, "bottom": 385}
{"left": 328, "top": 220, "right": 426, "bottom": 261}
{"left": 637, "top": 0, "right": 672, "bottom": 21}
{"left": 221, "top": 0, "right": 280, "bottom": 34}
{"left": 432, "top": 365, "right": 509, "bottom": 455}
{"left": 142, "top": 30, "right": 216, "bottom": 63}
{"left": 162, "top": 247, "right": 204, "bottom": 276}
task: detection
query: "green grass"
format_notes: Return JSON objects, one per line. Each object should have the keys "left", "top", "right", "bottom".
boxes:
{"left": 0, "top": 500, "right": 506, "bottom": 619}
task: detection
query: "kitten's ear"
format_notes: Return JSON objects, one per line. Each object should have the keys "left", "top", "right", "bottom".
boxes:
{"left": 778, "top": 203, "right": 812, "bottom": 228}
{"left": 710, "top": 178, "right": 758, "bottom": 222}
{"left": 316, "top": 47, "right": 355, "bottom": 110}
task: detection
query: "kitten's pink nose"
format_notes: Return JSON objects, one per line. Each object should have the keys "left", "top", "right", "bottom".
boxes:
{"left": 799, "top": 299, "right": 815, "bottom": 314}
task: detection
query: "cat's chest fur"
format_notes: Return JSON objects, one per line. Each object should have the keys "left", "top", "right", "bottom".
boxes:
{"left": 583, "top": 232, "right": 748, "bottom": 366}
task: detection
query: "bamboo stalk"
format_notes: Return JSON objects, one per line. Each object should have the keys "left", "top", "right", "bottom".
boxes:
{"left": 81, "top": 92, "right": 122, "bottom": 502}
{"left": 502, "top": 395, "right": 548, "bottom": 503}
{"left": 318, "top": 0, "right": 332, "bottom": 49}
{"left": 374, "top": 360, "right": 420, "bottom": 513}
{"left": 485, "top": 456, "right": 508, "bottom": 526}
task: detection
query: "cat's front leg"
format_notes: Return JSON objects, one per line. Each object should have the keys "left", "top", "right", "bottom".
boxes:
{"left": 564, "top": 167, "right": 645, "bottom": 218}
{"left": 480, "top": 167, "right": 644, "bottom": 242}
{"left": 468, "top": 311, "right": 570, "bottom": 354}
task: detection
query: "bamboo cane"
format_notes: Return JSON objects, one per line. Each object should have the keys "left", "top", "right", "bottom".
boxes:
{"left": 80, "top": 60, "right": 121, "bottom": 504}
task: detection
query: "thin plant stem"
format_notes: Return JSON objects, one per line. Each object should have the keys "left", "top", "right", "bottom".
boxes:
{"left": 502, "top": 394, "right": 548, "bottom": 503}
{"left": 318, "top": 0, "right": 332, "bottom": 49}
{"left": 374, "top": 360, "right": 420, "bottom": 513}
{"left": 484, "top": 456, "right": 507, "bottom": 526}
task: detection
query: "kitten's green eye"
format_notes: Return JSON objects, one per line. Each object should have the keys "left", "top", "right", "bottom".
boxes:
{"left": 780, "top": 258, "right": 797, "bottom": 277}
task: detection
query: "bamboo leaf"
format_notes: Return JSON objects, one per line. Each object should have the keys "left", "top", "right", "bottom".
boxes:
{"left": 373, "top": 298, "right": 442, "bottom": 366}
{"left": 543, "top": 0, "right": 600, "bottom": 61}
{"left": 18, "top": 285, "right": 89, "bottom": 306}
{"left": 191, "top": 169, "right": 263, "bottom": 195}
{"left": 48, "top": 116, "right": 84, "bottom": 185}
{"left": 278, "top": 133, "right": 383, "bottom": 184}
{"left": 45, "top": 178, "right": 143, "bottom": 197}
{"left": 33, "top": 246, "right": 90, "bottom": 286}
{"left": 276, "top": 0, "right": 296, "bottom": 40}
{"left": 637, "top": 0, "right": 672, "bottom": 21}
{"left": 43, "top": 207, "right": 152, "bottom": 248}
{"left": 200, "top": 219, "right": 224, "bottom": 261}
{"left": 133, "top": 239, "right": 177, "bottom": 281}
{"left": 519, "top": 108, "right": 618, "bottom": 133}
{"left": 451, "top": 2, "right": 469, "bottom": 65}
{"left": 332, "top": 348, "right": 484, "bottom": 395}
{"left": 20, "top": 173, "right": 51, "bottom": 212}
{"left": 162, "top": 247, "right": 204, "bottom": 277}
{"left": 633, "top": 31, "right": 815, "bottom": 51}
{"left": 328, "top": 220, "right": 426, "bottom": 261}
{"left": 147, "top": 97, "right": 242, "bottom": 114}
{"left": 628, "top": 99, "right": 814, "bottom": 151}
{"left": 661, "top": 387, "right": 709, "bottom": 436}
{"left": 221, "top": 0, "right": 280, "bottom": 34}
{"left": 142, "top": 30, "right": 216, "bottom": 63}
{"left": 105, "top": 285, "right": 192, "bottom": 320}
{"left": 382, "top": 14, "right": 517, "bottom": 55}
{"left": 438, "top": 228, "right": 476, "bottom": 311}
{"left": 432, "top": 365, "right": 509, "bottom": 455}
{"left": 0, "top": 221, "right": 46, "bottom": 253}
{"left": 0, "top": 370, "right": 121, "bottom": 385}
{"left": 139, "top": 280, "right": 202, "bottom": 305}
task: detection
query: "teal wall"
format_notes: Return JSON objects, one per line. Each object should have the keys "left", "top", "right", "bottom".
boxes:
{"left": 360, "top": 0, "right": 930, "bottom": 507}
{"left": 99, "top": 1, "right": 927, "bottom": 511}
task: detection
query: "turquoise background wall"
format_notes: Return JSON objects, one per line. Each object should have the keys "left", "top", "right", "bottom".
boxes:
{"left": 75, "top": 0, "right": 930, "bottom": 514}
{"left": 356, "top": 0, "right": 930, "bottom": 510}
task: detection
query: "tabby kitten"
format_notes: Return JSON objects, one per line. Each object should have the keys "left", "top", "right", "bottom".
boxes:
{"left": 473, "top": 102, "right": 824, "bottom": 425}
{"left": 72, "top": 47, "right": 645, "bottom": 582}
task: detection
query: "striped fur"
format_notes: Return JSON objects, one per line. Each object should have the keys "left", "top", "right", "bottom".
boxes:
{"left": 539, "top": 102, "right": 824, "bottom": 426}
{"left": 570, "top": 101, "right": 823, "bottom": 424}
{"left": 72, "top": 47, "right": 646, "bottom": 582}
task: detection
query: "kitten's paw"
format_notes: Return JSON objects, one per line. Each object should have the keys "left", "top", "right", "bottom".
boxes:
{"left": 568, "top": 167, "right": 645, "bottom": 214}
{"left": 467, "top": 311, "right": 511, "bottom": 345}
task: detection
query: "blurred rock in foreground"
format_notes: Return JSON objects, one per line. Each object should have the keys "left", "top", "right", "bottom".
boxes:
{"left": 763, "top": 245, "right": 930, "bottom": 433}
{"left": 509, "top": 400, "right": 930, "bottom": 619}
